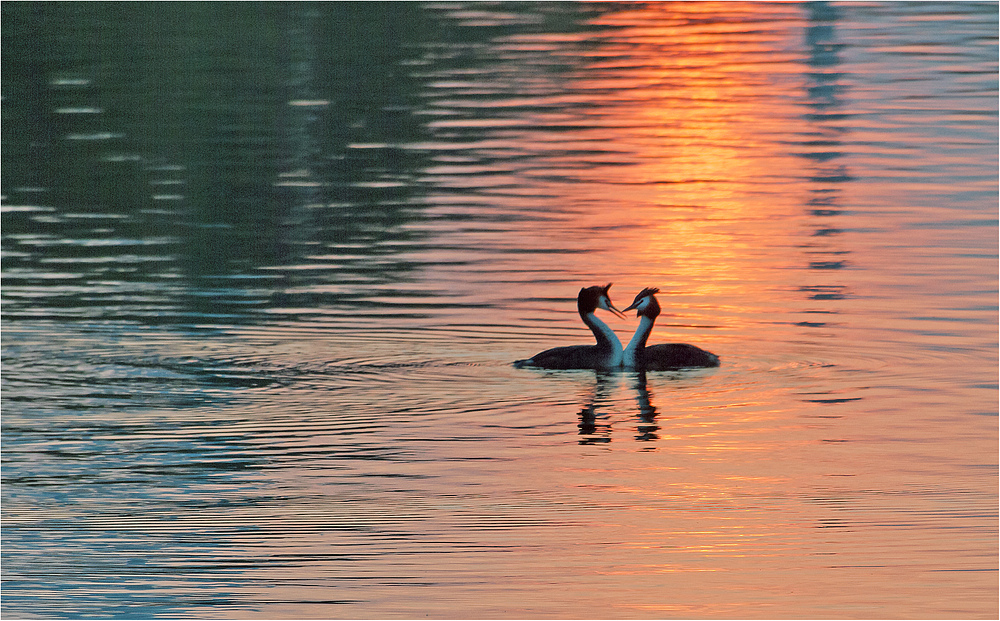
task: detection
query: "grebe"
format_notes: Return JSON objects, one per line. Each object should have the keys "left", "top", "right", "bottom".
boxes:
{"left": 514, "top": 284, "right": 626, "bottom": 370}
{"left": 622, "top": 287, "right": 719, "bottom": 370}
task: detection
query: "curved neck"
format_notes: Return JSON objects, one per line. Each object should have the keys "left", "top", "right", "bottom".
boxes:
{"left": 623, "top": 315, "right": 655, "bottom": 367}
{"left": 581, "top": 311, "right": 623, "bottom": 367}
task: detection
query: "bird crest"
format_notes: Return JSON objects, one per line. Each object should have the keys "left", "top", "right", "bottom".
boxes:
{"left": 631, "top": 287, "right": 659, "bottom": 305}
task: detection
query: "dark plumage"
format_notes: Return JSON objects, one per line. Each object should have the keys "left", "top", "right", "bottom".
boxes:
{"left": 516, "top": 344, "right": 611, "bottom": 370}
{"left": 636, "top": 343, "right": 719, "bottom": 370}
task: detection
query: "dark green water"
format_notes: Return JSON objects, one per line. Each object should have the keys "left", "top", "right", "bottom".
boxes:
{"left": 3, "top": 2, "right": 997, "bottom": 618}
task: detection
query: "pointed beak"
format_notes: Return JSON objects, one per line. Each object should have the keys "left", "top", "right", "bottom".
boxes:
{"left": 622, "top": 301, "right": 639, "bottom": 313}
{"left": 607, "top": 303, "right": 626, "bottom": 319}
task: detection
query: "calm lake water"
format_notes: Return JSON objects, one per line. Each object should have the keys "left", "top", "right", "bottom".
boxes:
{"left": 2, "top": 2, "right": 997, "bottom": 618}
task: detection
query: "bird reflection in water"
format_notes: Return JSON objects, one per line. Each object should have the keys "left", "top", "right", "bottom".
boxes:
{"left": 633, "top": 371, "right": 660, "bottom": 442}
{"left": 577, "top": 371, "right": 661, "bottom": 445}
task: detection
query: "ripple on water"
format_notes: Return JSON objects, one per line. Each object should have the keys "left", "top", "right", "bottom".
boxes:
{"left": 3, "top": 1, "right": 997, "bottom": 617}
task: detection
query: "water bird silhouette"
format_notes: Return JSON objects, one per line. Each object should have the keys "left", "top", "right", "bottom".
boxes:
{"left": 514, "top": 284, "right": 626, "bottom": 370}
{"left": 622, "top": 287, "right": 720, "bottom": 370}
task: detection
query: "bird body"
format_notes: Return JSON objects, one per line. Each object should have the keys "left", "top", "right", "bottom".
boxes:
{"left": 632, "top": 343, "right": 720, "bottom": 371}
{"left": 514, "top": 284, "right": 718, "bottom": 372}
{"left": 514, "top": 284, "right": 625, "bottom": 370}
{"left": 622, "top": 287, "right": 719, "bottom": 370}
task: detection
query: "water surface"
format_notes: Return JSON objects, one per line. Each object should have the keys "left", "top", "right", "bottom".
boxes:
{"left": 3, "top": 2, "right": 997, "bottom": 618}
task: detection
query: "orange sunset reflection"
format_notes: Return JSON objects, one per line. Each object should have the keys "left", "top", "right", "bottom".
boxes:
{"left": 577, "top": 10, "right": 813, "bottom": 236}
{"left": 469, "top": 1, "right": 840, "bottom": 357}
{"left": 415, "top": 3, "right": 840, "bottom": 347}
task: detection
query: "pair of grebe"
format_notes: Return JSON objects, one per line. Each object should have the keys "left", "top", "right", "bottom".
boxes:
{"left": 514, "top": 284, "right": 719, "bottom": 371}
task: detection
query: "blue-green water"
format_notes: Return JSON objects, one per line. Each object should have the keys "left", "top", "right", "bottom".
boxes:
{"left": 3, "top": 2, "right": 997, "bottom": 618}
